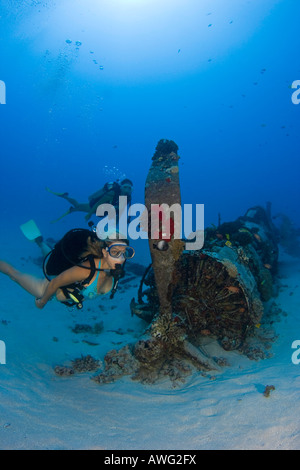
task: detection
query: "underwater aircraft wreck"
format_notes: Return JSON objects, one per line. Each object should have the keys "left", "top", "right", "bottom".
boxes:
{"left": 54, "top": 139, "right": 281, "bottom": 385}
{"left": 89, "top": 139, "right": 281, "bottom": 385}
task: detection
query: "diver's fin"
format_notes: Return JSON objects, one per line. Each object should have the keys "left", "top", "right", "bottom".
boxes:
{"left": 20, "top": 219, "right": 42, "bottom": 241}
{"left": 20, "top": 219, "right": 51, "bottom": 257}
{"left": 46, "top": 187, "right": 69, "bottom": 198}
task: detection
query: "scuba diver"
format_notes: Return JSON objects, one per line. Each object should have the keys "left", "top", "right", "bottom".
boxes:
{"left": 0, "top": 226, "right": 135, "bottom": 310}
{"left": 46, "top": 178, "right": 133, "bottom": 223}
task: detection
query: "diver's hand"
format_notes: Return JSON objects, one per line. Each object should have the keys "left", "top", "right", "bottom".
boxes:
{"left": 35, "top": 298, "right": 47, "bottom": 309}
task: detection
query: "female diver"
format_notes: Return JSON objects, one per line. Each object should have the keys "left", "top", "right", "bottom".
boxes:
{"left": 0, "top": 231, "right": 135, "bottom": 309}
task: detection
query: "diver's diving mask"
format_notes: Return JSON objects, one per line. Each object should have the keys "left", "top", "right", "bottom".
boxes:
{"left": 106, "top": 244, "right": 135, "bottom": 260}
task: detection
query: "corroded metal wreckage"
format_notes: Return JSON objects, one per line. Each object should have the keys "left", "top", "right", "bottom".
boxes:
{"left": 92, "top": 140, "right": 281, "bottom": 385}
{"left": 133, "top": 202, "right": 279, "bottom": 350}
{"left": 55, "top": 140, "right": 281, "bottom": 385}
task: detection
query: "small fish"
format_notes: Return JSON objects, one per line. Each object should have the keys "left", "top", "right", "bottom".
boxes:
{"left": 225, "top": 240, "right": 232, "bottom": 247}
{"left": 264, "top": 264, "right": 272, "bottom": 269}
{"left": 255, "top": 323, "right": 261, "bottom": 328}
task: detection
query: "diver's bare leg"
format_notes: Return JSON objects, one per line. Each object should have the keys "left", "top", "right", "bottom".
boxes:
{"left": 48, "top": 190, "right": 90, "bottom": 212}
{"left": 47, "top": 187, "right": 90, "bottom": 221}
{"left": 51, "top": 203, "right": 91, "bottom": 223}
{"left": 0, "top": 261, "right": 48, "bottom": 298}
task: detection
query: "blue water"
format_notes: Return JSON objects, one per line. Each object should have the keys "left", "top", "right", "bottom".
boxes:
{"left": 1, "top": 0, "right": 299, "bottom": 246}
{"left": 1, "top": 0, "right": 300, "bottom": 450}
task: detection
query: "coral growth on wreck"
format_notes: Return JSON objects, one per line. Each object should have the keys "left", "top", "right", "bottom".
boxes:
{"left": 152, "top": 139, "right": 179, "bottom": 161}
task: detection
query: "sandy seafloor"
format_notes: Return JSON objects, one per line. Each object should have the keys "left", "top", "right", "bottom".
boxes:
{"left": 0, "top": 232, "right": 300, "bottom": 451}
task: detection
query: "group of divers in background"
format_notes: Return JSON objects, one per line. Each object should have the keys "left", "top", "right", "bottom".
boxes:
{"left": 0, "top": 178, "right": 135, "bottom": 310}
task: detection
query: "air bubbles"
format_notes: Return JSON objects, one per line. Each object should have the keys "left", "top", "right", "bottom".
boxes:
{"left": 102, "top": 165, "right": 126, "bottom": 182}
{"left": 65, "top": 39, "right": 82, "bottom": 47}
{"left": 65, "top": 40, "right": 104, "bottom": 73}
